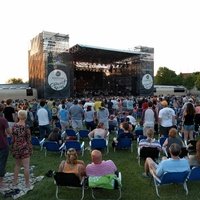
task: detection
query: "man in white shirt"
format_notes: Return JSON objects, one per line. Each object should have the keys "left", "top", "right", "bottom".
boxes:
{"left": 158, "top": 100, "right": 176, "bottom": 137}
{"left": 37, "top": 100, "right": 51, "bottom": 139}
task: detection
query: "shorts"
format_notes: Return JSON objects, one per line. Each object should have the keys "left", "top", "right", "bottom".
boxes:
{"left": 183, "top": 125, "right": 194, "bottom": 131}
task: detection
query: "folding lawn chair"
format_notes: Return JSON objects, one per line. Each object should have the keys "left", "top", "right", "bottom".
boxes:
{"left": 43, "top": 141, "right": 65, "bottom": 157}
{"left": 138, "top": 146, "right": 160, "bottom": 166}
{"left": 88, "top": 172, "right": 122, "bottom": 200}
{"left": 54, "top": 172, "right": 85, "bottom": 200}
{"left": 114, "top": 137, "right": 133, "bottom": 152}
{"left": 151, "top": 170, "right": 189, "bottom": 197}
{"left": 187, "top": 166, "right": 200, "bottom": 181}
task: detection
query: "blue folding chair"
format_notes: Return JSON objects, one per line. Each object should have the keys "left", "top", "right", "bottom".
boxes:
{"left": 135, "top": 129, "right": 144, "bottom": 138}
{"left": 151, "top": 171, "right": 189, "bottom": 197}
{"left": 114, "top": 137, "right": 133, "bottom": 152}
{"left": 90, "top": 138, "right": 109, "bottom": 154}
{"left": 78, "top": 129, "right": 89, "bottom": 140}
{"left": 64, "top": 140, "right": 85, "bottom": 156}
{"left": 43, "top": 141, "right": 64, "bottom": 157}
{"left": 187, "top": 166, "right": 200, "bottom": 181}
{"left": 31, "top": 136, "right": 45, "bottom": 150}
{"left": 159, "top": 136, "right": 167, "bottom": 147}
{"left": 65, "top": 129, "right": 79, "bottom": 140}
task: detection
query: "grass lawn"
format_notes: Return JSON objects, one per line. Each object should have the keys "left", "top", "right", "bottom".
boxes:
{"left": 4, "top": 135, "right": 200, "bottom": 200}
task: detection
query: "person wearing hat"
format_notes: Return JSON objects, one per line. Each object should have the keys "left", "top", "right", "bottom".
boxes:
{"left": 158, "top": 100, "right": 176, "bottom": 137}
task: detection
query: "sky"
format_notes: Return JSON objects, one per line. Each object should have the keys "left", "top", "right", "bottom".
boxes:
{"left": 0, "top": 0, "right": 200, "bottom": 83}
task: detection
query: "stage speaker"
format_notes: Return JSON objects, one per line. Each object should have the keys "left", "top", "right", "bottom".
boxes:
{"left": 26, "top": 88, "right": 33, "bottom": 96}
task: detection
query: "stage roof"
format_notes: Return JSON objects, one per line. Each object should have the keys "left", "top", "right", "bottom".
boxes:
{"left": 69, "top": 44, "right": 142, "bottom": 64}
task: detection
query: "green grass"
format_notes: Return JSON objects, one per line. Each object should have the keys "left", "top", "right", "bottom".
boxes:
{"left": 4, "top": 136, "right": 200, "bottom": 200}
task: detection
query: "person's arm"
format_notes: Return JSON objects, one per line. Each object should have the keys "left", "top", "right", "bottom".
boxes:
{"left": 162, "top": 138, "right": 168, "bottom": 148}
{"left": 58, "top": 160, "right": 65, "bottom": 172}
{"left": 88, "top": 130, "right": 95, "bottom": 140}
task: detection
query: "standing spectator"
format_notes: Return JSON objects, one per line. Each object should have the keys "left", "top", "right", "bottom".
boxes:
{"left": 58, "top": 104, "right": 70, "bottom": 132}
{"left": 141, "top": 101, "right": 158, "bottom": 136}
{"left": 0, "top": 103, "right": 11, "bottom": 189}
{"left": 84, "top": 105, "right": 96, "bottom": 131}
{"left": 51, "top": 101, "right": 59, "bottom": 129}
{"left": 97, "top": 102, "right": 109, "bottom": 130}
{"left": 69, "top": 99, "right": 84, "bottom": 132}
{"left": 194, "top": 101, "right": 200, "bottom": 133}
{"left": 3, "top": 99, "right": 16, "bottom": 128}
{"left": 37, "top": 99, "right": 51, "bottom": 139}
{"left": 158, "top": 100, "right": 176, "bottom": 137}
{"left": 11, "top": 110, "right": 32, "bottom": 189}
{"left": 182, "top": 102, "right": 196, "bottom": 142}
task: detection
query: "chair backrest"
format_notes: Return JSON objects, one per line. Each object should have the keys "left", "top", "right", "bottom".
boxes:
{"left": 137, "top": 135, "right": 147, "bottom": 143}
{"left": 139, "top": 147, "right": 160, "bottom": 160}
{"left": 79, "top": 130, "right": 89, "bottom": 138}
{"left": 31, "top": 136, "right": 40, "bottom": 146}
{"left": 159, "top": 171, "right": 189, "bottom": 185}
{"left": 117, "top": 137, "right": 132, "bottom": 149}
{"left": 54, "top": 172, "right": 81, "bottom": 187}
{"left": 43, "top": 141, "right": 60, "bottom": 152}
{"left": 167, "top": 147, "right": 188, "bottom": 158}
{"left": 135, "top": 129, "right": 144, "bottom": 137}
{"left": 188, "top": 167, "right": 200, "bottom": 181}
{"left": 91, "top": 138, "right": 107, "bottom": 150}
{"left": 66, "top": 129, "right": 77, "bottom": 136}
{"left": 65, "top": 140, "right": 82, "bottom": 151}
{"left": 159, "top": 137, "right": 167, "bottom": 147}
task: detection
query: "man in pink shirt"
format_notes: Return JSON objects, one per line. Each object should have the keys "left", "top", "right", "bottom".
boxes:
{"left": 86, "top": 150, "right": 117, "bottom": 176}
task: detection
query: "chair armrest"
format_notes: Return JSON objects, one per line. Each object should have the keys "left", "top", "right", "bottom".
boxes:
{"left": 81, "top": 141, "right": 85, "bottom": 149}
{"left": 59, "top": 142, "right": 66, "bottom": 150}
{"left": 39, "top": 138, "right": 46, "bottom": 145}
{"left": 150, "top": 169, "right": 161, "bottom": 184}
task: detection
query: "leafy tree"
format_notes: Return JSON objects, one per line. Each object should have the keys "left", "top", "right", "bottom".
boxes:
{"left": 182, "top": 74, "right": 196, "bottom": 91}
{"left": 195, "top": 74, "right": 200, "bottom": 90}
{"left": 7, "top": 78, "right": 24, "bottom": 84}
{"left": 154, "top": 67, "right": 179, "bottom": 85}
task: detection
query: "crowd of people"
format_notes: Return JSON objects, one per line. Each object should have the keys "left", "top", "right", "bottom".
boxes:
{"left": 0, "top": 94, "right": 200, "bottom": 194}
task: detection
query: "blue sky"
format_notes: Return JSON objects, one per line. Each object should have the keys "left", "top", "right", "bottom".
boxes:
{"left": 0, "top": 0, "right": 200, "bottom": 83}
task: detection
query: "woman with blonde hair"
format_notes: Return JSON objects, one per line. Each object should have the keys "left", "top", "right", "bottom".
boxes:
{"left": 12, "top": 110, "right": 32, "bottom": 189}
{"left": 188, "top": 140, "right": 200, "bottom": 167}
{"left": 58, "top": 148, "right": 85, "bottom": 180}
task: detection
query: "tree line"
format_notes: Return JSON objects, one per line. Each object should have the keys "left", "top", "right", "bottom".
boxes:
{"left": 154, "top": 67, "right": 200, "bottom": 91}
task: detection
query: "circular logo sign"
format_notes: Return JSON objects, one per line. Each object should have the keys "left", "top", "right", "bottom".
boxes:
{"left": 142, "top": 74, "right": 153, "bottom": 89}
{"left": 48, "top": 69, "right": 67, "bottom": 91}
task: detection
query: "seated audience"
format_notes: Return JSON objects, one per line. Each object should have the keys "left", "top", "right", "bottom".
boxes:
{"left": 188, "top": 140, "right": 200, "bottom": 167}
{"left": 86, "top": 150, "right": 117, "bottom": 176}
{"left": 162, "top": 127, "right": 184, "bottom": 153}
{"left": 48, "top": 127, "right": 62, "bottom": 145}
{"left": 139, "top": 128, "right": 161, "bottom": 151}
{"left": 58, "top": 148, "right": 86, "bottom": 180}
{"left": 88, "top": 122, "right": 108, "bottom": 140}
{"left": 143, "top": 143, "right": 190, "bottom": 178}
{"left": 112, "top": 122, "right": 134, "bottom": 148}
